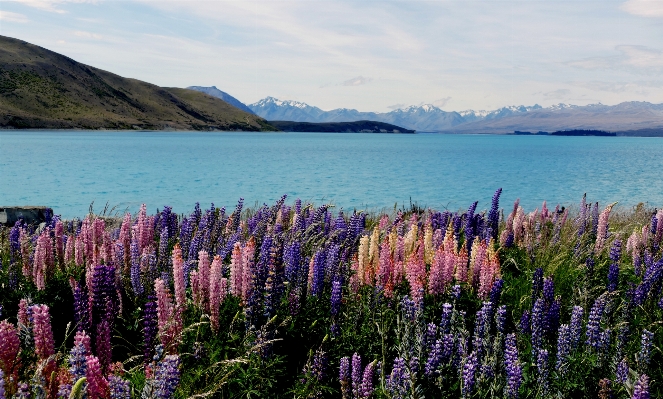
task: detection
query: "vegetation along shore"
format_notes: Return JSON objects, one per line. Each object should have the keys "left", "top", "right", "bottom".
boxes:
{"left": 0, "top": 190, "right": 661, "bottom": 398}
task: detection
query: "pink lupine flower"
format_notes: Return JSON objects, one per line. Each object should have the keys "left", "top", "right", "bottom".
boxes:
{"left": 378, "top": 214, "right": 390, "bottom": 230}
{"left": 469, "top": 240, "right": 487, "bottom": 289}
{"left": 31, "top": 304, "right": 55, "bottom": 360}
{"left": 74, "top": 330, "right": 92, "bottom": 353}
{"left": 155, "top": 278, "right": 181, "bottom": 352}
{"left": 85, "top": 355, "right": 110, "bottom": 399}
{"left": 513, "top": 206, "right": 525, "bottom": 243}
{"left": 377, "top": 238, "right": 393, "bottom": 296}
{"left": 429, "top": 246, "right": 445, "bottom": 296}
{"left": 171, "top": 244, "right": 186, "bottom": 310}
{"left": 55, "top": 220, "right": 64, "bottom": 269}
{"left": 190, "top": 270, "right": 201, "bottom": 309}
{"left": 209, "top": 256, "right": 227, "bottom": 332}
{"left": 75, "top": 234, "right": 85, "bottom": 267}
{"left": 118, "top": 213, "right": 132, "bottom": 272}
{"left": 197, "top": 251, "right": 211, "bottom": 312}
{"left": 17, "top": 299, "right": 29, "bottom": 327}
{"left": 20, "top": 228, "right": 32, "bottom": 279}
{"left": 392, "top": 236, "right": 406, "bottom": 286}
{"left": 349, "top": 254, "right": 361, "bottom": 294}
{"left": 64, "top": 234, "right": 75, "bottom": 265}
{"left": 229, "top": 242, "right": 244, "bottom": 298}
{"left": 241, "top": 238, "right": 256, "bottom": 303}
{"left": 405, "top": 238, "right": 426, "bottom": 305}
{"left": 454, "top": 247, "right": 469, "bottom": 284}
{"left": 594, "top": 203, "right": 616, "bottom": 253}
{"left": 0, "top": 320, "right": 21, "bottom": 381}
{"left": 541, "top": 201, "right": 549, "bottom": 221}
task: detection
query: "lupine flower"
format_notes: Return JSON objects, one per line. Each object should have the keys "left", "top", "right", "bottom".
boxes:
{"left": 86, "top": 355, "right": 110, "bottom": 399}
{"left": 595, "top": 204, "right": 615, "bottom": 252}
{"left": 504, "top": 333, "right": 521, "bottom": 399}
{"left": 108, "top": 375, "right": 130, "bottom": 399}
{"left": 339, "top": 356, "right": 351, "bottom": 399}
{"left": 439, "top": 303, "right": 453, "bottom": 334}
{"left": 171, "top": 244, "right": 186, "bottom": 311}
{"left": 489, "top": 279, "right": 504, "bottom": 305}
{"left": 425, "top": 339, "right": 442, "bottom": 377}
{"left": 569, "top": 306, "right": 584, "bottom": 349}
{"left": 586, "top": 295, "right": 607, "bottom": 350}
{"left": 331, "top": 278, "right": 342, "bottom": 317}
{"left": 531, "top": 298, "right": 545, "bottom": 357}
{"left": 96, "top": 319, "right": 112, "bottom": 373}
{"left": 386, "top": 357, "right": 409, "bottom": 399}
{"left": 461, "top": 351, "right": 478, "bottom": 398}
{"left": 616, "top": 358, "right": 628, "bottom": 384}
{"left": 636, "top": 329, "right": 654, "bottom": 371}
{"left": 69, "top": 343, "right": 88, "bottom": 381}
{"left": 0, "top": 320, "right": 20, "bottom": 380}
{"left": 0, "top": 370, "right": 5, "bottom": 399}
{"left": 536, "top": 349, "right": 549, "bottom": 396}
{"left": 519, "top": 310, "right": 530, "bottom": 335}
{"left": 607, "top": 262, "right": 620, "bottom": 292}
{"left": 532, "top": 268, "right": 543, "bottom": 299}
{"left": 632, "top": 374, "right": 650, "bottom": 399}
{"left": 487, "top": 188, "right": 502, "bottom": 240}
{"left": 495, "top": 305, "right": 506, "bottom": 334}
{"left": 31, "top": 304, "right": 55, "bottom": 360}
{"left": 351, "top": 353, "right": 362, "bottom": 399}
{"left": 556, "top": 324, "right": 571, "bottom": 372}
{"left": 154, "top": 354, "right": 181, "bottom": 399}
{"left": 360, "top": 361, "right": 375, "bottom": 398}
{"left": 209, "top": 255, "right": 227, "bottom": 332}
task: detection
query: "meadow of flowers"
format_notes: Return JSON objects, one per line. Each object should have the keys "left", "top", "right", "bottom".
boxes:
{"left": 0, "top": 190, "right": 661, "bottom": 398}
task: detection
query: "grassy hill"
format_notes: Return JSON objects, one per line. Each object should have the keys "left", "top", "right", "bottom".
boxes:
{"left": 0, "top": 36, "right": 274, "bottom": 131}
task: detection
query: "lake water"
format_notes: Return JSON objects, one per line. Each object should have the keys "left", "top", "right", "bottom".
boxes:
{"left": 1, "top": 131, "right": 662, "bottom": 219}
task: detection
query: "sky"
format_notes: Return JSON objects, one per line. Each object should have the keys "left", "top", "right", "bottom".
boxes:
{"left": 1, "top": 0, "right": 663, "bottom": 112}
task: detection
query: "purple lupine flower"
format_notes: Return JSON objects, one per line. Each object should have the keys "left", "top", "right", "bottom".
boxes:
{"left": 586, "top": 295, "right": 607, "bottom": 350}
{"left": 425, "top": 339, "right": 442, "bottom": 377}
{"left": 284, "top": 241, "right": 301, "bottom": 286}
{"left": 73, "top": 285, "right": 91, "bottom": 333}
{"left": 637, "top": 329, "right": 654, "bottom": 371}
{"left": 425, "top": 323, "right": 437, "bottom": 349}
{"left": 607, "top": 262, "right": 620, "bottom": 292}
{"left": 310, "top": 250, "right": 326, "bottom": 297}
{"left": 616, "top": 358, "right": 628, "bottom": 384}
{"left": 569, "top": 306, "right": 584, "bottom": 349}
{"left": 556, "top": 324, "right": 571, "bottom": 372}
{"left": 131, "top": 237, "right": 143, "bottom": 296}
{"left": 155, "top": 353, "right": 181, "bottom": 399}
{"left": 545, "top": 299, "right": 561, "bottom": 338}
{"left": 311, "top": 348, "right": 327, "bottom": 381}
{"left": 489, "top": 279, "right": 504, "bottom": 305}
{"left": 351, "top": 353, "right": 362, "bottom": 399}
{"left": 519, "top": 310, "right": 530, "bottom": 335}
{"left": 531, "top": 298, "right": 545, "bottom": 356}
{"left": 143, "top": 296, "right": 158, "bottom": 364}
{"left": 536, "top": 349, "right": 549, "bottom": 397}
{"left": 464, "top": 201, "right": 478, "bottom": 257}
{"left": 610, "top": 239, "right": 622, "bottom": 261}
{"left": 0, "top": 370, "right": 4, "bottom": 399}
{"left": 659, "top": 295, "right": 663, "bottom": 310}
{"left": 441, "top": 333, "right": 454, "bottom": 362}
{"left": 487, "top": 188, "right": 502, "bottom": 240}
{"left": 461, "top": 351, "right": 478, "bottom": 398}
{"left": 109, "top": 375, "right": 131, "bottom": 399}
{"left": 15, "top": 382, "right": 29, "bottom": 399}
{"left": 496, "top": 305, "right": 507, "bottom": 334}
{"left": 69, "top": 343, "right": 88, "bottom": 380}
{"left": 360, "top": 361, "right": 375, "bottom": 398}
{"left": 532, "top": 268, "right": 544, "bottom": 299}
{"left": 591, "top": 202, "right": 599, "bottom": 236}
{"left": 96, "top": 318, "right": 112, "bottom": 373}
{"left": 543, "top": 277, "right": 554, "bottom": 304}
{"left": 331, "top": 278, "right": 342, "bottom": 317}
{"left": 386, "top": 357, "right": 408, "bottom": 399}
{"left": 451, "top": 284, "right": 461, "bottom": 300}
{"left": 339, "top": 356, "right": 351, "bottom": 399}
{"left": 401, "top": 296, "right": 417, "bottom": 322}
{"left": 599, "top": 328, "right": 611, "bottom": 352}
{"left": 439, "top": 303, "right": 453, "bottom": 334}
{"left": 632, "top": 374, "right": 650, "bottom": 399}
{"left": 504, "top": 231, "right": 514, "bottom": 248}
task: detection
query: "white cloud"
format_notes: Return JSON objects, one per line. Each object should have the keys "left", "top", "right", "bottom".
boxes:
{"left": 566, "top": 45, "right": 663, "bottom": 73}
{"left": 341, "top": 76, "right": 372, "bottom": 86}
{"left": 431, "top": 97, "right": 452, "bottom": 108}
{"left": 621, "top": 0, "right": 663, "bottom": 17}
{"left": 12, "top": 0, "right": 96, "bottom": 14}
{"left": 73, "top": 30, "right": 102, "bottom": 40}
{"left": 0, "top": 10, "right": 29, "bottom": 23}
{"left": 387, "top": 103, "right": 408, "bottom": 110}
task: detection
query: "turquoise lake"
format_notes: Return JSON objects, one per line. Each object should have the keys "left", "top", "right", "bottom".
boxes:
{"left": 1, "top": 131, "right": 662, "bottom": 219}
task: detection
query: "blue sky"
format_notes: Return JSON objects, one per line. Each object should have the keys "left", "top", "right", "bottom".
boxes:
{"left": 1, "top": 0, "right": 662, "bottom": 112}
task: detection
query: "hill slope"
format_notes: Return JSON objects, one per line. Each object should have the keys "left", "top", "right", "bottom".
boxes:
{"left": 0, "top": 36, "right": 272, "bottom": 131}
{"left": 186, "top": 86, "right": 255, "bottom": 115}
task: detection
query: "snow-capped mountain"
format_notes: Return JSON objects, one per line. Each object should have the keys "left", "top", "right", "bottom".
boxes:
{"left": 248, "top": 96, "right": 327, "bottom": 121}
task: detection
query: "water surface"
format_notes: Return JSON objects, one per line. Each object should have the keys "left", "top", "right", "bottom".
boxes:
{"left": 1, "top": 131, "right": 661, "bottom": 218}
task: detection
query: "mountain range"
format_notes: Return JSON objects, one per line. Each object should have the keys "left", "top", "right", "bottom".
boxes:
{"left": 238, "top": 96, "right": 663, "bottom": 133}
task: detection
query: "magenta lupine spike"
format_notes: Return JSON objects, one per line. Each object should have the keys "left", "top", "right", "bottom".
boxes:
{"left": 429, "top": 246, "right": 446, "bottom": 296}
{"left": 241, "top": 238, "right": 256, "bottom": 303}
{"left": 155, "top": 278, "right": 180, "bottom": 351}
{"left": 64, "top": 234, "right": 75, "bottom": 265}
{"left": 55, "top": 220, "right": 64, "bottom": 268}
{"left": 118, "top": 213, "right": 132, "bottom": 270}
{"left": 17, "top": 299, "right": 29, "bottom": 327}
{"left": 209, "top": 255, "right": 227, "bottom": 332}
{"left": 229, "top": 242, "right": 244, "bottom": 298}
{"left": 31, "top": 304, "right": 55, "bottom": 360}
{"left": 405, "top": 238, "right": 426, "bottom": 305}
{"left": 197, "top": 251, "right": 211, "bottom": 312}
{"left": 595, "top": 203, "right": 616, "bottom": 253}
{"left": 75, "top": 234, "right": 85, "bottom": 267}
{"left": 0, "top": 320, "right": 21, "bottom": 380}
{"left": 74, "top": 330, "right": 92, "bottom": 353}
{"left": 33, "top": 228, "right": 54, "bottom": 290}
{"left": 85, "top": 355, "right": 110, "bottom": 399}
{"left": 172, "top": 244, "right": 186, "bottom": 311}
{"left": 454, "top": 247, "right": 469, "bottom": 284}
{"left": 391, "top": 236, "right": 406, "bottom": 286}
{"left": 377, "top": 238, "right": 393, "bottom": 295}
